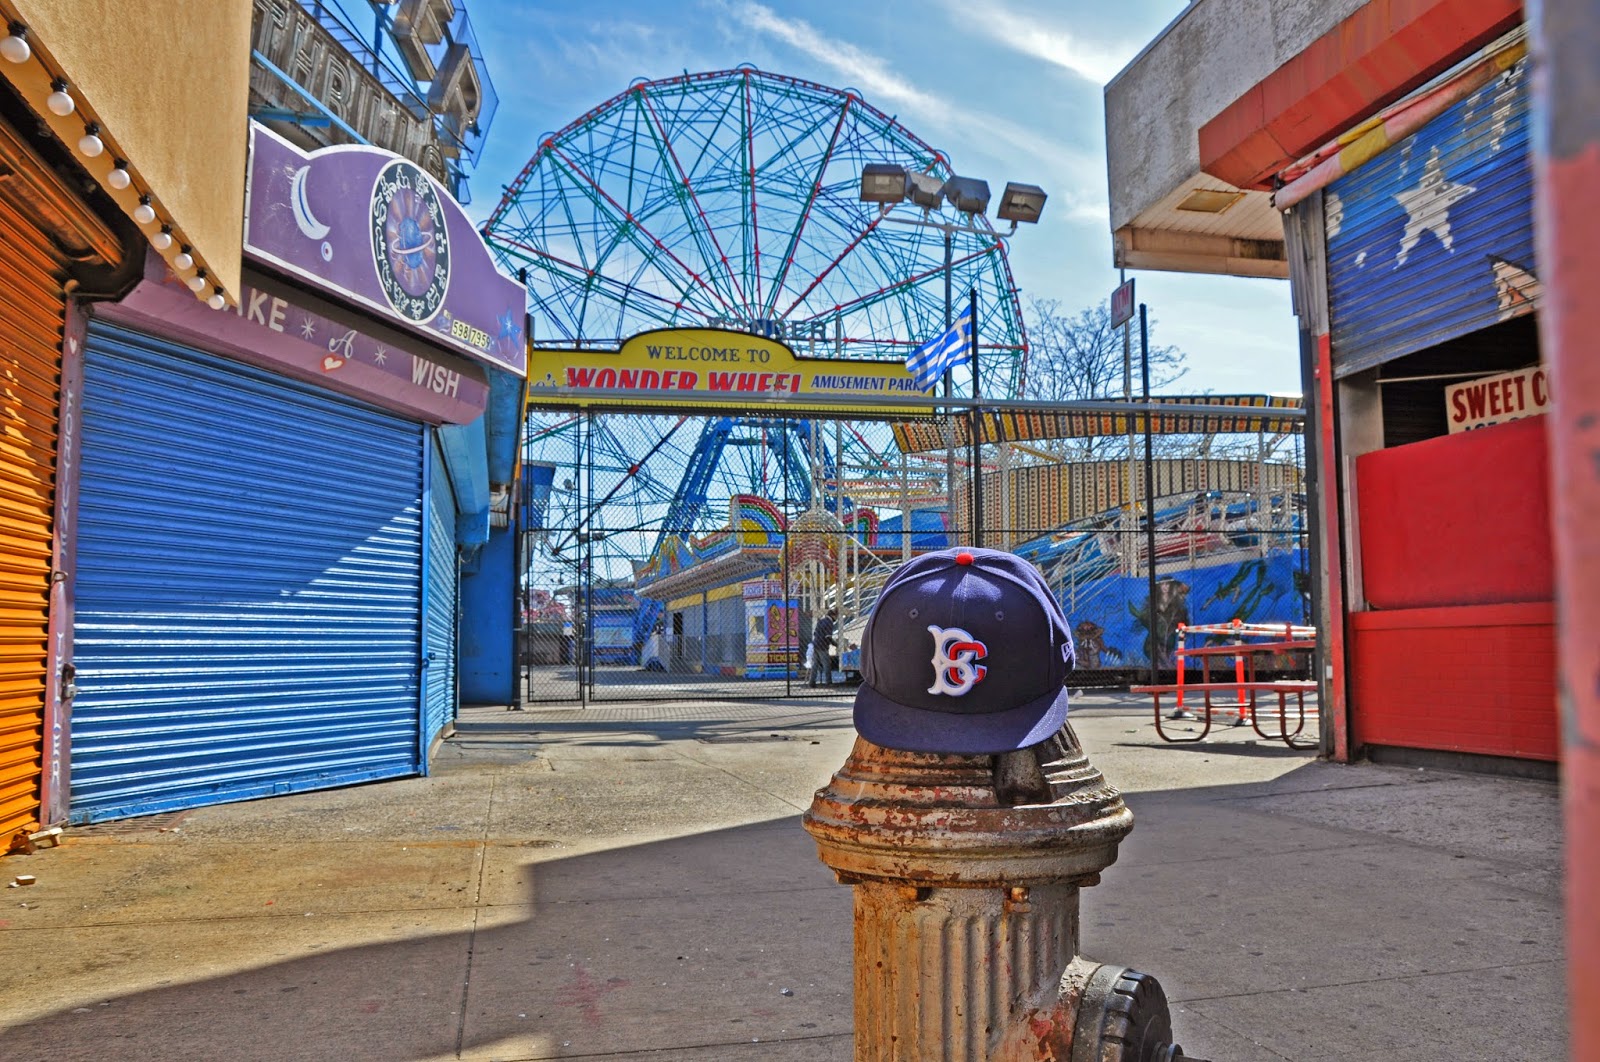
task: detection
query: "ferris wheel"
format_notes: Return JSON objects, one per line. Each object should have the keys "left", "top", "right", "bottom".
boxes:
{"left": 487, "top": 68, "right": 1023, "bottom": 609}
{"left": 486, "top": 66, "right": 1029, "bottom": 392}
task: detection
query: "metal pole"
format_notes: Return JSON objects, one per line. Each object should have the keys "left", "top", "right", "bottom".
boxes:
{"left": 899, "top": 449, "right": 911, "bottom": 562}
{"left": 943, "top": 228, "right": 958, "bottom": 543}
{"left": 1140, "top": 304, "right": 1159, "bottom": 686}
{"left": 579, "top": 417, "right": 591, "bottom": 708}
{"left": 835, "top": 418, "right": 846, "bottom": 639}
{"left": 969, "top": 287, "right": 983, "bottom": 547}
{"left": 1122, "top": 271, "right": 1136, "bottom": 557}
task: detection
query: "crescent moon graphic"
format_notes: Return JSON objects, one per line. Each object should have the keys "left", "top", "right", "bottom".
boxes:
{"left": 290, "top": 165, "right": 330, "bottom": 241}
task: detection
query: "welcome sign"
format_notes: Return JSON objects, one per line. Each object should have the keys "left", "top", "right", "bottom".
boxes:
{"left": 527, "top": 328, "right": 939, "bottom": 416}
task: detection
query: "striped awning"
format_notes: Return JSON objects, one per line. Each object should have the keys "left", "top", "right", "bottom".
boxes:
{"left": 891, "top": 394, "right": 1304, "bottom": 453}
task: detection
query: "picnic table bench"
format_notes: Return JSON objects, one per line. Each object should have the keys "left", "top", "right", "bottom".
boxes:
{"left": 1131, "top": 620, "right": 1319, "bottom": 749}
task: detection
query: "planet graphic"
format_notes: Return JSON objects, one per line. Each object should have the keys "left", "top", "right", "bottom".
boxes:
{"left": 392, "top": 217, "right": 434, "bottom": 265}
{"left": 383, "top": 187, "right": 439, "bottom": 297}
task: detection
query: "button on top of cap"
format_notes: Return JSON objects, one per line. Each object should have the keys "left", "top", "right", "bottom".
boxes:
{"left": 955, "top": 551, "right": 974, "bottom": 565}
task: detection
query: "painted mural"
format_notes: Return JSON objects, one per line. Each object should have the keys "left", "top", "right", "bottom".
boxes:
{"left": 1014, "top": 491, "right": 1310, "bottom": 674}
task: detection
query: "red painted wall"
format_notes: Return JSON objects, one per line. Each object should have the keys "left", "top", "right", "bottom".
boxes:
{"left": 1349, "top": 604, "right": 1557, "bottom": 761}
{"left": 1352, "top": 416, "right": 1555, "bottom": 762}
{"left": 1356, "top": 415, "right": 1552, "bottom": 610}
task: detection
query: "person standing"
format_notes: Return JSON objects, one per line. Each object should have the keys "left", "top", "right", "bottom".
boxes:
{"left": 811, "top": 609, "right": 838, "bottom": 687}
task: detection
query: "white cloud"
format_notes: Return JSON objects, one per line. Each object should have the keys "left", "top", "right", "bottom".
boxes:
{"left": 720, "top": 1, "right": 946, "bottom": 116}
{"left": 954, "top": 1, "right": 1142, "bottom": 84}
{"left": 715, "top": 0, "right": 1110, "bottom": 223}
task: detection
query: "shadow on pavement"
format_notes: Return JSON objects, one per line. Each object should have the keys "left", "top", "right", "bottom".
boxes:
{"left": 0, "top": 709, "right": 1566, "bottom": 1062}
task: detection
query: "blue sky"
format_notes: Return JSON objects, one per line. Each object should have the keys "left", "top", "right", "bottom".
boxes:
{"left": 457, "top": 0, "right": 1301, "bottom": 395}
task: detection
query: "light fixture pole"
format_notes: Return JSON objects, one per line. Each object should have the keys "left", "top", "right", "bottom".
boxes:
{"left": 857, "top": 166, "right": 1047, "bottom": 552}
{"left": 943, "top": 226, "right": 957, "bottom": 539}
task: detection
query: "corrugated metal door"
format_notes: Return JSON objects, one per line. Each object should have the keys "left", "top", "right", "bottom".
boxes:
{"left": 422, "top": 435, "right": 457, "bottom": 753}
{"left": 69, "top": 323, "right": 426, "bottom": 822}
{"left": 1325, "top": 57, "right": 1535, "bottom": 376}
{"left": 0, "top": 191, "right": 67, "bottom": 844}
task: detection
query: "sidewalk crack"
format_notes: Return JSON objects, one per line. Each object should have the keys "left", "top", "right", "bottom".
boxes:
{"left": 454, "top": 770, "right": 497, "bottom": 1057}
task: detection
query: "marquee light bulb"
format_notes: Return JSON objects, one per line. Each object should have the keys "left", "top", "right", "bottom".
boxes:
{"left": 45, "top": 79, "right": 73, "bottom": 117}
{"left": 186, "top": 269, "right": 207, "bottom": 293}
{"left": 150, "top": 225, "right": 172, "bottom": 251}
{"left": 106, "top": 160, "right": 131, "bottom": 190}
{"left": 132, "top": 195, "right": 155, "bottom": 226}
{"left": 77, "top": 124, "right": 103, "bottom": 158}
{"left": 172, "top": 245, "right": 193, "bottom": 271}
{"left": 0, "top": 25, "right": 30, "bottom": 64}
{"left": 207, "top": 289, "right": 226, "bottom": 310}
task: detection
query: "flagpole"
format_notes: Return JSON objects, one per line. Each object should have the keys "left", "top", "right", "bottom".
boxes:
{"left": 969, "top": 287, "right": 982, "bottom": 547}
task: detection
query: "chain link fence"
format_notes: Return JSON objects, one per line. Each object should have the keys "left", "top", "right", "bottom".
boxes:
{"left": 519, "top": 409, "right": 1308, "bottom": 705}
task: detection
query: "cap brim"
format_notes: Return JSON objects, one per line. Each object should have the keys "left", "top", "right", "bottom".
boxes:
{"left": 852, "top": 681, "right": 1070, "bottom": 756}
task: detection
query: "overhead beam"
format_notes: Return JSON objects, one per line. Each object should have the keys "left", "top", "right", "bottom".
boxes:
{"left": 1113, "top": 226, "right": 1288, "bottom": 280}
{"left": 1200, "top": 0, "right": 1524, "bottom": 190}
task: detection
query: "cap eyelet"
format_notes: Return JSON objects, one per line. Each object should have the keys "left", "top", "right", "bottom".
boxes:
{"left": 908, "top": 608, "right": 919, "bottom": 618}
{"left": 995, "top": 610, "right": 1004, "bottom": 621}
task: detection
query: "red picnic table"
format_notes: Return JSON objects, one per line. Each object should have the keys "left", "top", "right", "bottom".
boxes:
{"left": 1131, "top": 620, "right": 1319, "bottom": 750}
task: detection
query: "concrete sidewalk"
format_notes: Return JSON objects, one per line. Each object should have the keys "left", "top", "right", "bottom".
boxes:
{"left": 0, "top": 693, "right": 1565, "bottom": 1061}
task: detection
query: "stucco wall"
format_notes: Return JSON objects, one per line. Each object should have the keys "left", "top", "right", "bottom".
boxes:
{"left": 1105, "top": 0, "right": 1368, "bottom": 232}
{"left": 12, "top": 0, "right": 252, "bottom": 296}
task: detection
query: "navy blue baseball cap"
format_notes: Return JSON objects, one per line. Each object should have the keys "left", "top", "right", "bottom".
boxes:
{"left": 853, "top": 546, "right": 1074, "bottom": 755}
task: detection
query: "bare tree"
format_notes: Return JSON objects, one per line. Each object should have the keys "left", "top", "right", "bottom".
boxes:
{"left": 1021, "top": 297, "right": 1188, "bottom": 458}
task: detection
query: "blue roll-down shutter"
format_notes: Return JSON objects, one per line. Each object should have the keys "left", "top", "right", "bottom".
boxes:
{"left": 1325, "top": 57, "right": 1536, "bottom": 377}
{"left": 69, "top": 323, "right": 425, "bottom": 822}
{"left": 422, "top": 434, "right": 458, "bottom": 755}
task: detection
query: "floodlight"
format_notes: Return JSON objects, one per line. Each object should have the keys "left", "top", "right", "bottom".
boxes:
{"left": 906, "top": 171, "right": 946, "bottom": 210}
{"left": 859, "top": 164, "right": 908, "bottom": 205}
{"left": 996, "top": 182, "right": 1048, "bottom": 223}
{"left": 943, "top": 175, "right": 991, "bottom": 215}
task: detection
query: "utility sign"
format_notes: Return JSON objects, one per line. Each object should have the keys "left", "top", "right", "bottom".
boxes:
{"left": 1110, "top": 278, "right": 1136, "bottom": 329}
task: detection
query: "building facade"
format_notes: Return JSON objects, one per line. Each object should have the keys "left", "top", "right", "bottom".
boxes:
{"left": 0, "top": 0, "right": 252, "bottom": 848}
{"left": 0, "top": 0, "right": 525, "bottom": 837}
{"left": 1105, "top": 0, "right": 1545, "bottom": 768}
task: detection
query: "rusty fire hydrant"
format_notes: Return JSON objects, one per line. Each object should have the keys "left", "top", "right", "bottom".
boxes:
{"left": 803, "top": 547, "right": 1200, "bottom": 1061}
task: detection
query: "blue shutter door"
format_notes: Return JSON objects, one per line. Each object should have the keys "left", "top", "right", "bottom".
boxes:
{"left": 422, "top": 435, "right": 457, "bottom": 753}
{"left": 1325, "top": 58, "right": 1536, "bottom": 377}
{"left": 69, "top": 323, "right": 425, "bottom": 822}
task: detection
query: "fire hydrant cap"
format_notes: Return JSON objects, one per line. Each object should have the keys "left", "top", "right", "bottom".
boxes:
{"left": 853, "top": 546, "right": 1074, "bottom": 755}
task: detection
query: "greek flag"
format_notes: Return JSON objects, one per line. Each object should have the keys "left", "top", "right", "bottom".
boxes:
{"left": 905, "top": 310, "right": 973, "bottom": 391}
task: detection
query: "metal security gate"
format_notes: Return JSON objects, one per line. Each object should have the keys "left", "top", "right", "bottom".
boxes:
{"left": 0, "top": 116, "right": 124, "bottom": 845}
{"left": 1326, "top": 54, "right": 1535, "bottom": 376}
{"left": 519, "top": 405, "right": 1310, "bottom": 705}
{"left": 0, "top": 203, "right": 69, "bottom": 844}
{"left": 69, "top": 323, "right": 427, "bottom": 823}
{"left": 422, "top": 435, "right": 458, "bottom": 753}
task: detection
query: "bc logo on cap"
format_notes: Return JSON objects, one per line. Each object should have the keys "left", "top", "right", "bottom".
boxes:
{"left": 927, "top": 625, "right": 988, "bottom": 696}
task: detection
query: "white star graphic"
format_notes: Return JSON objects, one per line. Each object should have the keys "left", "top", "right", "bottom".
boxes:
{"left": 1394, "top": 145, "right": 1475, "bottom": 266}
{"left": 372, "top": 344, "right": 388, "bottom": 365}
{"left": 299, "top": 316, "right": 317, "bottom": 341}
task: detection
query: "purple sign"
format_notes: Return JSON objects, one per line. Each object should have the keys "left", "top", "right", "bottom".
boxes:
{"left": 101, "top": 252, "right": 490, "bottom": 425}
{"left": 243, "top": 122, "right": 526, "bottom": 377}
